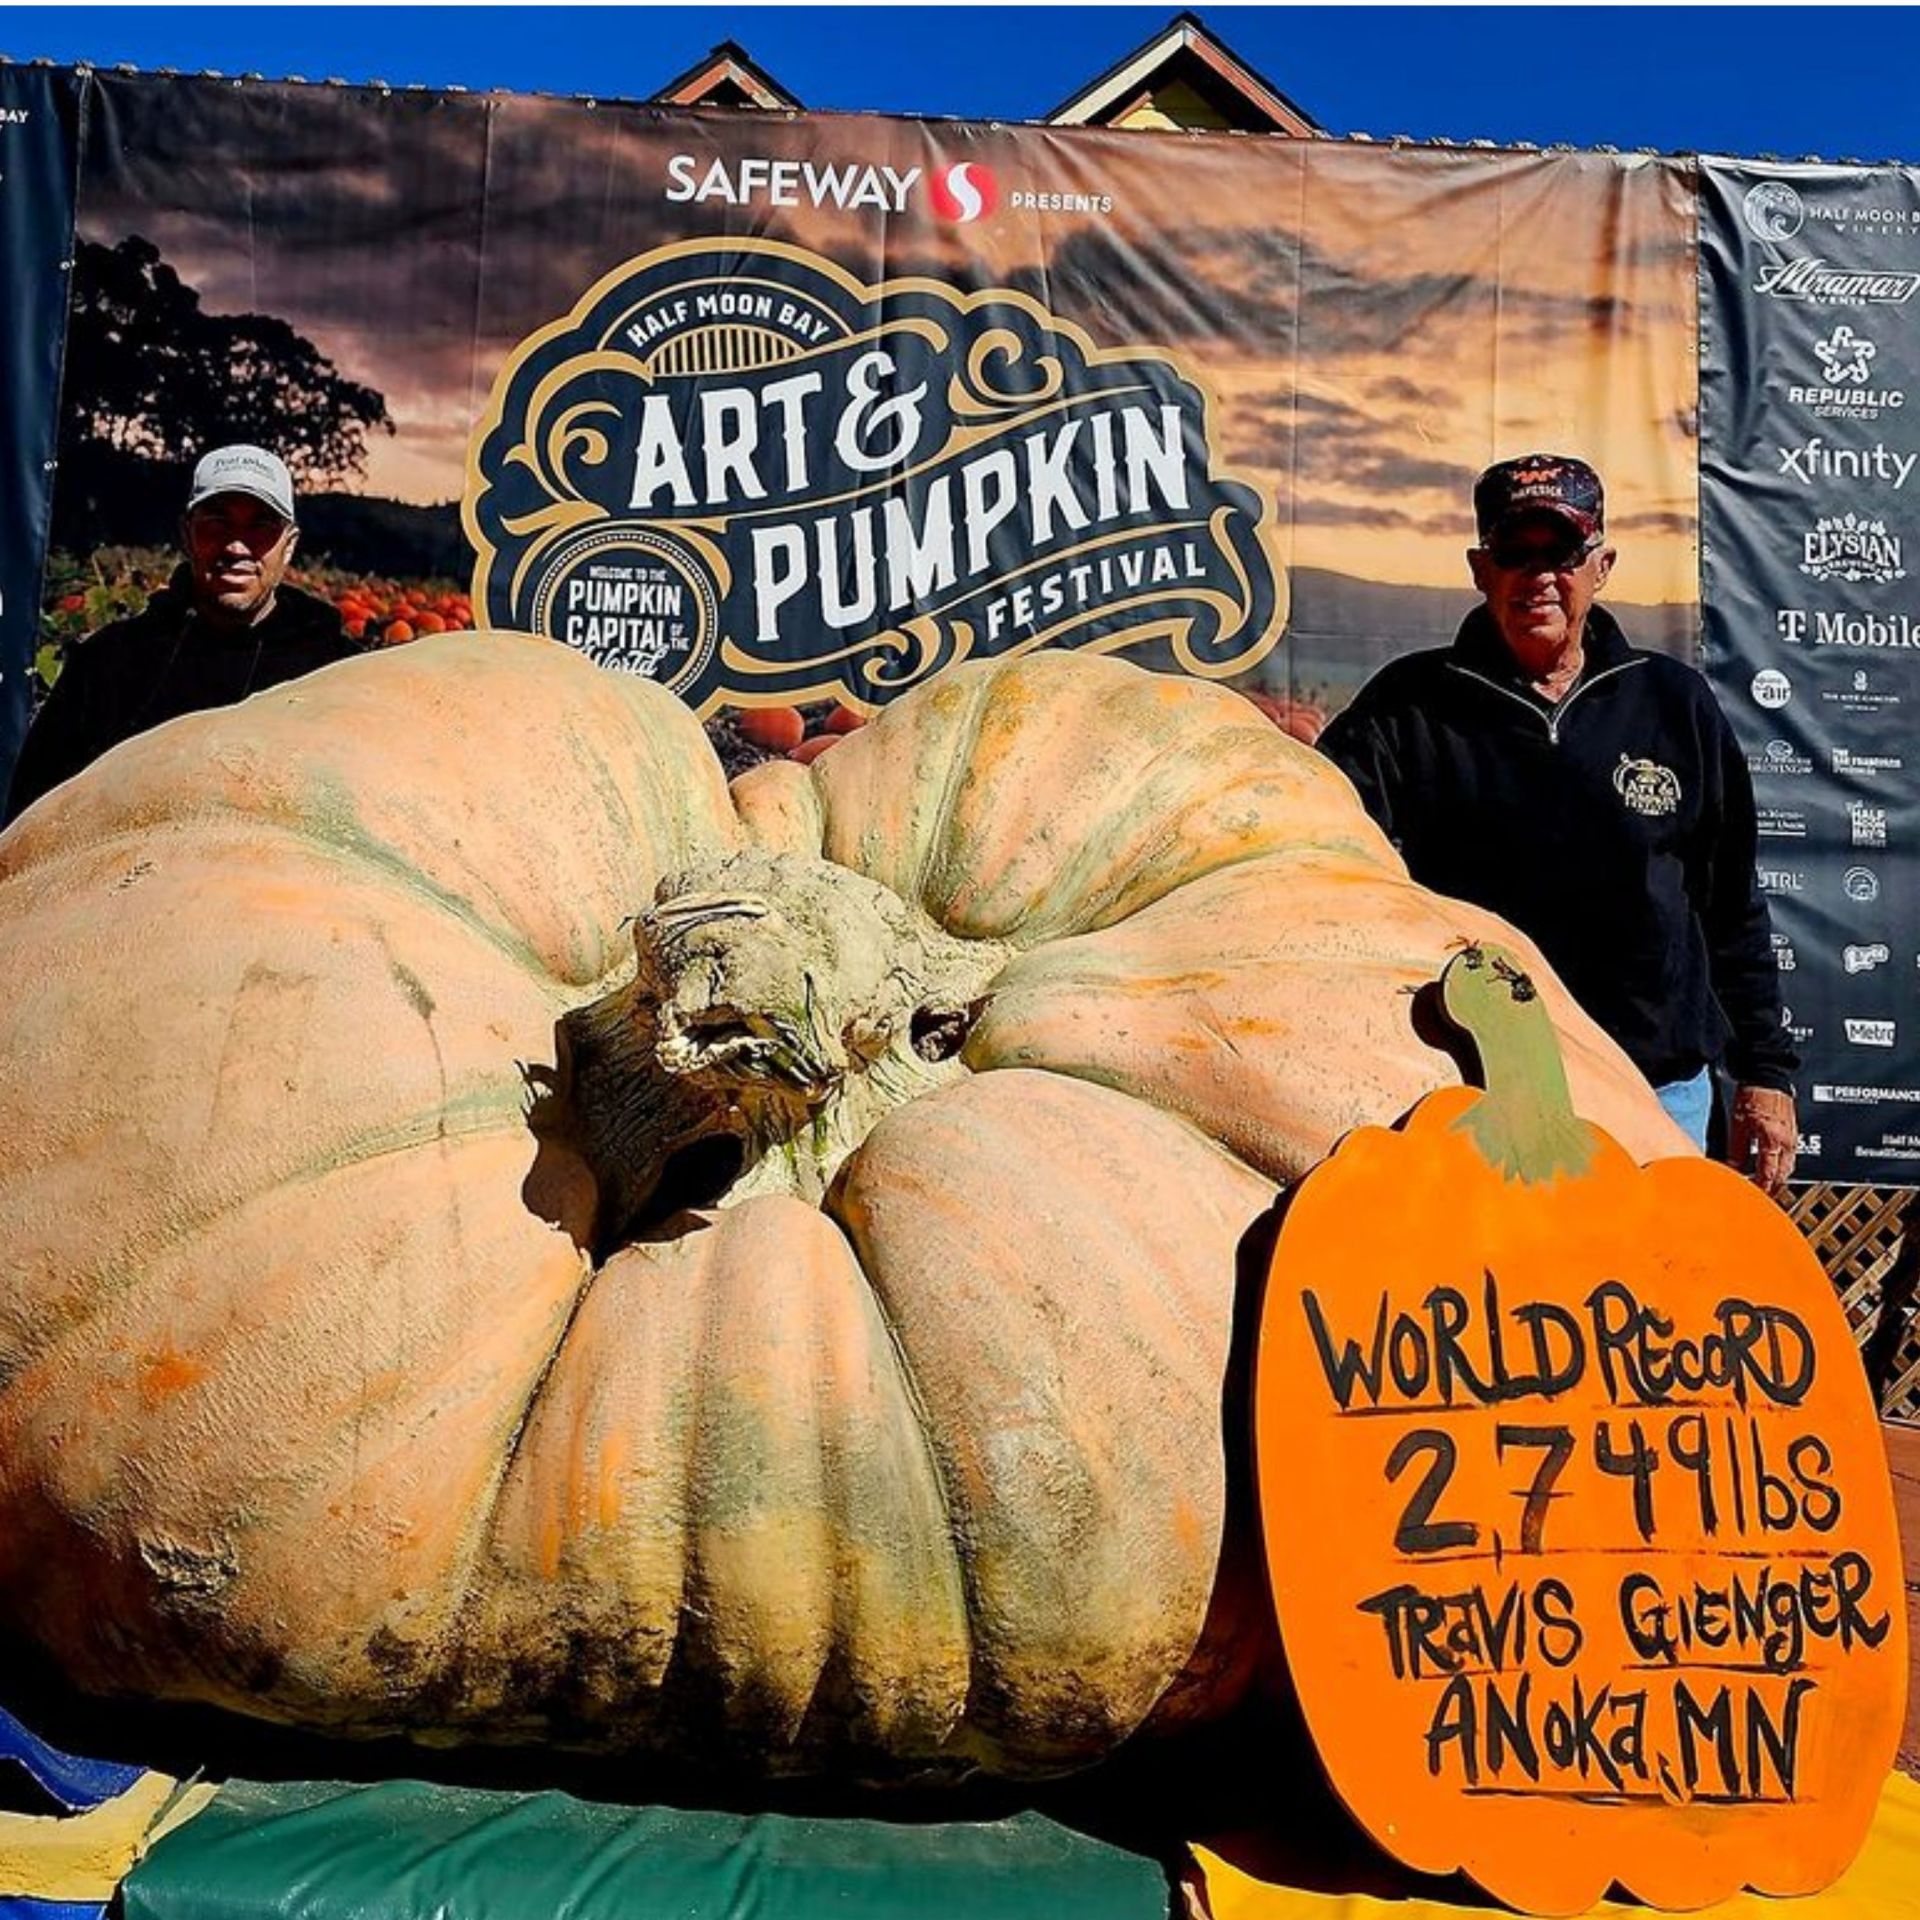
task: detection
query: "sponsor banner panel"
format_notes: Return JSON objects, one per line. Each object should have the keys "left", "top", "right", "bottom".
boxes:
{"left": 0, "top": 67, "right": 81, "bottom": 800}
{"left": 1701, "top": 160, "right": 1920, "bottom": 1184}
{"left": 52, "top": 73, "right": 1696, "bottom": 730}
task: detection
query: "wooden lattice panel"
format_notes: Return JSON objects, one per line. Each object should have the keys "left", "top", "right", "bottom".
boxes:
{"left": 1790, "top": 1182, "right": 1920, "bottom": 1421}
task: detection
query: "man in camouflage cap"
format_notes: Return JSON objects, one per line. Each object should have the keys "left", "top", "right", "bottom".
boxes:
{"left": 1320, "top": 454, "right": 1799, "bottom": 1194}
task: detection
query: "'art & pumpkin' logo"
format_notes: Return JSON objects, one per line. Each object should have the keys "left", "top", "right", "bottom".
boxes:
{"left": 464, "top": 238, "right": 1287, "bottom": 713}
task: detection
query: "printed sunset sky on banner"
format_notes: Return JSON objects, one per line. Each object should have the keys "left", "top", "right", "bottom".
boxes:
{"left": 74, "top": 78, "right": 1699, "bottom": 655}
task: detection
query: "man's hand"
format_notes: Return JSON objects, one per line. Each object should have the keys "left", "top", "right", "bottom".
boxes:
{"left": 1729, "top": 1084, "right": 1798, "bottom": 1199}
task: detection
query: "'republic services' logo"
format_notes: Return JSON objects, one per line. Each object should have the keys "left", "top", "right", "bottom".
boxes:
{"left": 1788, "top": 322, "right": 1907, "bottom": 419}
{"left": 1800, "top": 512, "right": 1905, "bottom": 583}
{"left": 465, "top": 240, "right": 1285, "bottom": 713}
{"left": 1816, "top": 323, "right": 1876, "bottom": 384}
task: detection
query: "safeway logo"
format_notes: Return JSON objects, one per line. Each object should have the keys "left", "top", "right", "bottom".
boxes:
{"left": 665, "top": 155, "right": 923, "bottom": 212}
{"left": 929, "top": 162, "right": 999, "bottom": 225}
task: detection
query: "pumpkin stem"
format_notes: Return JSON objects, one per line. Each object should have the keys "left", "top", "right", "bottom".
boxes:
{"left": 557, "top": 850, "right": 1012, "bottom": 1245}
{"left": 1437, "top": 943, "right": 1597, "bottom": 1184}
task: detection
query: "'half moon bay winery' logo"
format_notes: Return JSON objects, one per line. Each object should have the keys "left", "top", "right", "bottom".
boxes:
{"left": 464, "top": 239, "right": 1287, "bottom": 714}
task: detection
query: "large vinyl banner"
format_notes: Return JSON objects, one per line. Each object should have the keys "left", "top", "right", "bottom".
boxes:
{"left": 1700, "top": 161, "right": 1920, "bottom": 1184}
{"left": 0, "top": 65, "right": 79, "bottom": 785}
{"left": 43, "top": 72, "right": 1920, "bottom": 1183}
{"left": 53, "top": 74, "right": 1698, "bottom": 726}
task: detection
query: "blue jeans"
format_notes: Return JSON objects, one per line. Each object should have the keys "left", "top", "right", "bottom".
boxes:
{"left": 1655, "top": 1066, "right": 1713, "bottom": 1149}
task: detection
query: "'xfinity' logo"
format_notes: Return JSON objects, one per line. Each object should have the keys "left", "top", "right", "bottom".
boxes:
{"left": 1777, "top": 437, "right": 1916, "bottom": 487}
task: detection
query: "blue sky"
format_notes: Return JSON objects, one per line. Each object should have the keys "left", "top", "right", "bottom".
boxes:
{"left": 2, "top": 6, "right": 1917, "bottom": 162}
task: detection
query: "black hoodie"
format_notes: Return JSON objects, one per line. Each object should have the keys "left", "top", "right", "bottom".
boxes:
{"left": 4, "top": 569, "right": 359, "bottom": 824}
{"left": 1319, "top": 605, "right": 1796, "bottom": 1093}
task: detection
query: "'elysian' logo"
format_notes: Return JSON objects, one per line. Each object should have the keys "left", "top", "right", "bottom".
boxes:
{"left": 464, "top": 239, "right": 1285, "bottom": 712}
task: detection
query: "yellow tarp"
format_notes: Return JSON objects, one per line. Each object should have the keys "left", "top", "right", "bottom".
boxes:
{"left": 0, "top": 1769, "right": 218, "bottom": 1904}
{"left": 1190, "top": 1770, "right": 1920, "bottom": 1920}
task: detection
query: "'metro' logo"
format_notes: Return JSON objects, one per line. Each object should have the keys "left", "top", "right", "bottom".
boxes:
{"left": 464, "top": 239, "right": 1286, "bottom": 713}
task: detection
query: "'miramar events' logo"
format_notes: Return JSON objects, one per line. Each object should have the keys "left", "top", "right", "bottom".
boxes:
{"left": 464, "top": 240, "right": 1285, "bottom": 713}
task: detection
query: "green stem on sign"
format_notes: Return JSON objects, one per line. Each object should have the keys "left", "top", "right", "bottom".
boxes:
{"left": 1438, "top": 943, "right": 1597, "bottom": 1185}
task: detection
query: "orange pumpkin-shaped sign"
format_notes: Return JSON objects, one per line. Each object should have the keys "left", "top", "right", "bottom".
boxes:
{"left": 1255, "top": 945, "right": 1908, "bottom": 1916}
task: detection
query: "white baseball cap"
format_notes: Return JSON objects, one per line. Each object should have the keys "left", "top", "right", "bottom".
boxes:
{"left": 186, "top": 444, "right": 297, "bottom": 523}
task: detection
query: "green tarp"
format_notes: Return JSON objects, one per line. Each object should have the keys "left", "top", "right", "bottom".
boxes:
{"left": 122, "top": 1777, "right": 1171, "bottom": 1920}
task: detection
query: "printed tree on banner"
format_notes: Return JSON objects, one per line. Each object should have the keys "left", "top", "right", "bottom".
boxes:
{"left": 54, "top": 236, "right": 393, "bottom": 548}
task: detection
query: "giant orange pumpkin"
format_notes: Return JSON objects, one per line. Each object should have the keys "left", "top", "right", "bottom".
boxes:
{"left": 0, "top": 636, "right": 1690, "bottom": 1778}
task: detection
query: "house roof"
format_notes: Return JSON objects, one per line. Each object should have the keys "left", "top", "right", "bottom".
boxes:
{"left": 1047, "top": 10, "right": 1321, "bottom": 135}
{"left": 650, "top": 39, "right": 802, "bottom": 112}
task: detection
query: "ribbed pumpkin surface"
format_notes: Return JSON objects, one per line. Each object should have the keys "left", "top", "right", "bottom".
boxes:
{"left": 0, "top": 635, "right": 1690, "bottom": 1777}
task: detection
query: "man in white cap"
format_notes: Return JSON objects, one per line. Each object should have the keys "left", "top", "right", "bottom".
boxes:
{"left": 4, "top": 445, "right": 360, "bottom": 822}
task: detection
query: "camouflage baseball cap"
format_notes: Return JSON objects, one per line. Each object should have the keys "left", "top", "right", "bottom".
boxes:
{"left": 1473, "top": 453, "right": 1605, "bottom": 545}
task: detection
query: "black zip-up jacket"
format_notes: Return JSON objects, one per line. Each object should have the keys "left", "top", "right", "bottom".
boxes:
{"left": 4, "top": 570, "right": 358, "bottom": 825}
{"left": 1318, "top": 605, "right": 1796, "bottom": 1093}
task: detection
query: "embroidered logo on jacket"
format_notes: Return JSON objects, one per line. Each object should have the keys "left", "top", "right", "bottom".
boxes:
{"left": 1613, "top": 754, "right": 1682, "bottom": 816}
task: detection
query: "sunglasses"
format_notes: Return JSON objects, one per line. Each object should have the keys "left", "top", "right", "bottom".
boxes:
{"left": 1483, "top": 530, "right": 1602, "bottom": 572}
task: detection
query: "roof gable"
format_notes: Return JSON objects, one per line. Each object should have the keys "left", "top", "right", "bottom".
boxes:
{"left": 1048, "top": 11, "right": 1319, "bottom": 135}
